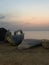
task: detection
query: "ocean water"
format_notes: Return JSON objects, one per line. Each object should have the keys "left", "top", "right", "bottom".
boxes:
{"left": 12, "top": 31, "right": 49, "bottom": 40}
{"left": 24, "top": 31, "right": 49, "bottom": 39}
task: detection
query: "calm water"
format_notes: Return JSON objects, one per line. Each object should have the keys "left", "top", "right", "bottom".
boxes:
{"left": 24, "top": 31, "right": 49, "bottom": 39}
{"left": 11, "top": 31, "right": 49, "bottom": 39}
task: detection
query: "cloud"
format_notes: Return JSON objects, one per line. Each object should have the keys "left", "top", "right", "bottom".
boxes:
{"left": 0, "top": 16, "right": 6, "bottom": 19}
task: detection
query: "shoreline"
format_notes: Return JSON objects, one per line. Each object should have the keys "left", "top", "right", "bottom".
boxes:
{"left": 0, "top": 45, "right": 49, "bottom": 65}
{"left": 0, "top": 39, "right": 49, "bottom": 65}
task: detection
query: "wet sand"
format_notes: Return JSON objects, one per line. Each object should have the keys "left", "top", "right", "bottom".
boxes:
{"left": 0, "top": 41, "right": 49, "bottom": 65}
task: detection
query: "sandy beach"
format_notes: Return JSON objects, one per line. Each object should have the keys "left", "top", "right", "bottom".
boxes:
{"left": 0, "top": 41, "right": 49, "bottom": 65}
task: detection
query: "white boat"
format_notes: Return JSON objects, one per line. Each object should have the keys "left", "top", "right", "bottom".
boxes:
{"left": 17, "top": 39, "right": 41, "bottom": 49}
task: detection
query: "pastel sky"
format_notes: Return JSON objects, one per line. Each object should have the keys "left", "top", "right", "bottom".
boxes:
{"left": 0, "top": 0, "right": 49, "bottom": 30}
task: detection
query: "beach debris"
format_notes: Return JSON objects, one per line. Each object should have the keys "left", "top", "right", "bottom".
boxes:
{"left": 17, "top": 39, "right": 41, "bottom": 49}
{"left": 0, "top": 27, "right": 7, "bottom": 41}
{"left": 41, "top": 39, "right": 49, "bottom": 49}
{"left": 5, "top": 30, "right": 24, "bottom": 46}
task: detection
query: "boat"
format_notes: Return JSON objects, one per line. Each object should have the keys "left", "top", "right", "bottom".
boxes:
{"left": 5, "top": 30, "right": 24, "bottom": 45}
{"left": 17, "top": 39, "right": 41, "bottom": 49}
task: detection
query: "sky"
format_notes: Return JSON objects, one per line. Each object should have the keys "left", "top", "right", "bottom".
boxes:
{"left": 0, "top": 0, "right": 49, "bottom": 30}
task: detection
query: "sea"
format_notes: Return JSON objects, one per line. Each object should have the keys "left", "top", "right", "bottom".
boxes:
{"left": 11, "top": 31, "right": 49, "bottom": 40}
